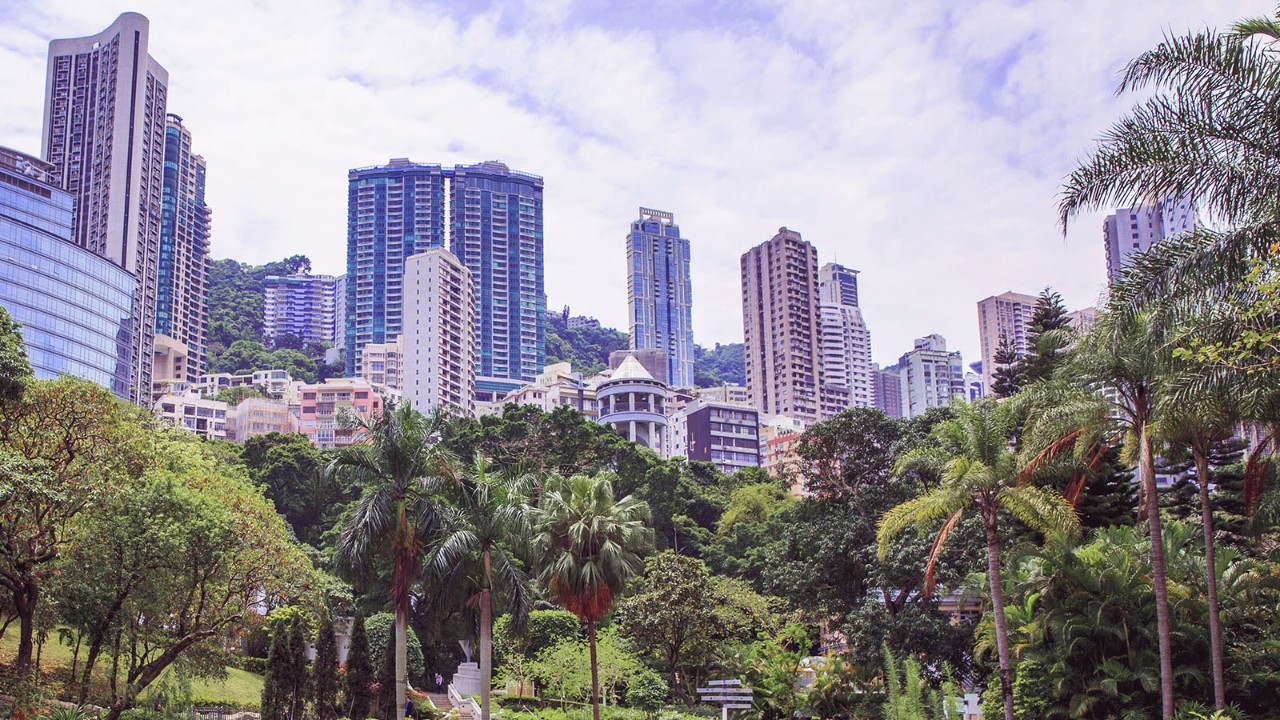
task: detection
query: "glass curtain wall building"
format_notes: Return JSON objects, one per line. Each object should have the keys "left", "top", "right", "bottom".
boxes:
{"left": 1, "top": 147, "right": 135, "bottom": 398}
{"left": 627, "top": 207, "right": 694, "bottom": 388}
{"left": 346, "top": 159, "right": 544, "bottom": 382}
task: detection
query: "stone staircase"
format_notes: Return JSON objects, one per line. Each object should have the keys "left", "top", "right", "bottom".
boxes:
{"left": 427, "top": 691, "right": 475, "bottom": 720}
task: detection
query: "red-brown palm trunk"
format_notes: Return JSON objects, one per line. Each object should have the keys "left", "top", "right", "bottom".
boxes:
{"left": 1139, "top": 428, "right": 1175, "bottom": 719}
{"left": 1193, "top": 450, "right": 1226, "bottom": 709}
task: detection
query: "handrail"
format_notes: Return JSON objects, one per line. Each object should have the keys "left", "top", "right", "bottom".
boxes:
{"left": 447, "top": 684, "right": 482, "bottom": 718}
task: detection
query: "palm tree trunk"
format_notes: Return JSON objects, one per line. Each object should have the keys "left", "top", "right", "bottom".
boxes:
{"left": 984, "top": 511, "right": 1015, "bottom": 720}
{"left": 1193, "top": 450, "right": 1226, "bottom": 709}
{"left": 395, "top": 608, "right": 408, "bottom": 720}
{"left": 588, "top": 621, "right": 601, "bottom": 720}
{"left": 1140, "top": 428, "right": 1175, "bottom": 719}
{"left": 480, "top": 588, "right": 492, "bottom": 720}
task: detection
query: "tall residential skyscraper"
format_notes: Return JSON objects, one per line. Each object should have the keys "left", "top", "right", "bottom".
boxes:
{"left": 976, "top": 290, "right": 1037, "bottom": 392}
{"left": 741, "top": 227, "right": 822, "bottom": 424}
{"left": 332, "top": 274, "right": 347, "bottom": 353}
{"left": 893, "top": 334, "right": 965, "bottom": 419}
{"left": 42, "top": 12, "right": 169, "bottom": 403}
{"left": 627, "top": 207, "right": 694, "bottom": 387}
{"left": 401, "top": 249, "right": 476, "bottom": 416}
{"left": 871, "top": 364, "right": 902, "bottom": 419}
{"left": 157, "top": 114, "right": 211, "bottom": 382}
{"left": 1103, "top": 194, "right": 1196, "bottom": 284}
{"left": 263, "top": 274, "right": 339, "bottom": 345}
{"left": 818, "top": 262, "right": 873, "bottom": 409}
{"left": 346, "top": 159, "right": 544, "bottom": 382}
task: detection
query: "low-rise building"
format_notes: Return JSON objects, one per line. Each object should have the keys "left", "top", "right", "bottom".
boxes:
{"left": 227, "top": 397, "right": 298, "bottom": 442}
{"left": 696, "top": 384, "right": 750, "bottom": 405}
{"left": 154, "top": 394, "right": 229, "bottom": 440}
{"left": 500, "top": 363, "right": 599, "bottom": 418}
{"left": 298, "top": 378, "right": 383, "bottom": 448}
{"left": 360, "top": 338, "right": 403, "bottom": 390}
{"left": 670, "top": 398, "right": 760, "bottom": 475}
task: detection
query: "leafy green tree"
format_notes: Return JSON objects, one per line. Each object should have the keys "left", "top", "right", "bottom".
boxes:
{"left": 346, "top": 613, "right": 374, "bottom": 720}
{"left": 692, "top": 342, "right": 745, "bottom": 387}
{"left": 625, "top": 668, "right": 668, "bottom": 717}
{"left": 242, "top": 432, "right": 346, "bottom": 546}
{"left": 542, "top": 312, "right": 630, "bottom": 375}
{"left": 718, "top": 483, "right": 792, "bottom": 536}
{"left": 493, "top": 609, "right": 580, "bottom": 667}
{"left": 526, "top": 472, "right": 653, "bottom": 720}
{"left": 422, "top": 459, "right": 531, "bottom": 720}
{"left": 0, "top": 376, "right": 146, "bottom": 676}
{"left": 719, "top": 623, "right": 809, "bottom": 720}
{"left": 878, "top": 399, "right": 1078, "bottom": 720}
{"left": 314, "top": 614, "right": 340, "bottom": 720}
{"left": 0, "top": 305, "right": 31, "bottom": 404}
{"left": 331, "top": 402, "right": 457, "bottom": 720}
{"left": 365, "top": 613, "right": 425, "bottom": 684}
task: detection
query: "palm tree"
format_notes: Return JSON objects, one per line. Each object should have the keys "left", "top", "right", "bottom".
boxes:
{"left": 1019, "top": 312, "right": 1177, "bottom": 718}
{"left": 330, "top": 401, "right": 458, "bottom": 720}
{"left": 422, "top": 457, "right": 532, "bottom": 720}
{"left": 526, "top": 472, "right": 653, "bottom": 720}
{"left": 877, "top": 399, "right": 1078, "bottom": 720}
{"left": 1155, "top": 381, "right": 1238, "bottom": 710}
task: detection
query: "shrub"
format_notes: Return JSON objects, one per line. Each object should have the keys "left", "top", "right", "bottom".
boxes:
{"left": 366, "top": 613, "right": 426, "bottom": 681}
{"left": 625, "top": 670, "right": 667, "bottom": 717}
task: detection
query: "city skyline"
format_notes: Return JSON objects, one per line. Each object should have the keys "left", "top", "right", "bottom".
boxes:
{"left": 0, "top": 1, "right": 1254, "bottom": 369}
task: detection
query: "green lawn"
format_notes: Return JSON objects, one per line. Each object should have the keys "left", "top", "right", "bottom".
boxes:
{"left": 0, "top": 626, "right": 263, "bottom": 708}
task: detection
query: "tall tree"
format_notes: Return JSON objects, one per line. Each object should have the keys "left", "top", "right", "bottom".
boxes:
{"left": 1022, "top": 287, "right": 1073, "bottom": 384}
{"left": 331, "top": 402, "right": 457, "bottom": 720}
{"left": 990, "top": 334, "right": 1024, "bottom": 399}
{"left": 877, "top": 400, "right": 1078, "bottom": 720}
{"left": 314, "top": 614, "right": 340, "bottom": 720}
{"left": 346, "top": 613, "right": 374, "bottom": 720}
{"left": 0, "top": 377, "right": 144, "bottom": 675}
{"left": 526, "top": 472, "right": 653, "bottom": 720}
{"left": 0, "top": 306, "right": 31, "bottom": 404}
{"left": 422, "top": 458, "right": 532, "bottom": 720}
{"left": 1020, "top": 312, "right": 1176, "bottom": 718}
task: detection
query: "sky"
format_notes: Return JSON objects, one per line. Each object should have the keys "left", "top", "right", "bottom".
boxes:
{"left": 0, "top": 0, "right": 1260, "bottom": 369}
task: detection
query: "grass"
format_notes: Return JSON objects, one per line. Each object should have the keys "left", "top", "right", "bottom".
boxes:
{"left": 0, "top": 626, "right": 263, "bottom": 709}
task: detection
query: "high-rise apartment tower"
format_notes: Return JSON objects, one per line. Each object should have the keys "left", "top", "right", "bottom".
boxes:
{"left": 157, "top": 114, "right": 211, "bottom": 382}
{"left": 263, "top": 274, "right": 339, "bottom": 345}
{"left": 818, "top": 262, "right": 873, "bottom": 409}
{"left": 1103, "top": 194, "right": 1196, "bottom": 285}
{"left": 740, "top": 227, "right": 822, "bottom": 424}
{"left": 42, "top": 12, "right": 170, "bottom": 402}
{"left": 627, "top": 207, "right": 694, "bottom": 387}
{"left": 976, "top": 290, "right": 1037, "bottom": 393}
{"left": 401, "top": 249, "right": 477, "bottom": 416}
{"left": 346, "top": 159, "right": 544, "bottom": 382}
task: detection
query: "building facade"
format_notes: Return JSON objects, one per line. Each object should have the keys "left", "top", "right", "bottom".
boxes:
{"left": 43, "top": 12, "right": 169, "bottom": 403}
{"left": 345, "top": 159, "right": 544, "bottom": 382}
{"left": 298, "top": 378, "right": 383, "bottom": 449}
{"left": 154, "top": 394, "right": 228, "bottom": 440}
{"left": 227, "top": 397, "right": 297, "bottom": 442}
{"left": 156, "top": 114, "right": 211, "bottom": 383}
{"left": 1, "top": 147, "right": 135, "bottom": 399}
{"left": 894, "top": 334, "right": 965, "bottom": 418}
{"left": 871, "top": 364, "right": 903, "bottom": 419}
{"left": 669, "top": 398, "right": 760, "bottom": 475}
{"left": 627, "top": 207, "right": 694, "bottom": 387}
{"left": 976, "top": 290, "right": 1037, "bottom": 392}
{"left": 596, "top": 353, "right": 669, "bottom": 457}
{"left": 359, "top": 338, "right": 403, "bottom": 390}
{"left": 401, "top": 248, "right": 476, "bottom": 415}
{"left": 818, "top": 262, "right": 873, "bottom": 410}
{"left": 741, "top": 227, "right": 823, "bottom": 424}
{"left": 1103, "top": 194, "right": 1196, "bottom": 285}
{"left": 263, "top": 273, "right": 338, "bottom": 345}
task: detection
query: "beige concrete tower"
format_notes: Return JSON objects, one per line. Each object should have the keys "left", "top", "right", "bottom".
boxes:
{"left": 42, "top": 12, "right": 169, "bottom": 403}
{"left": 976, "top": 290, "right": 1037, "bottom": 391}
{"left": 401, "top": 248, "right": 477, "bottom": 416}
{"left": 740, "top": 227, "right": 822, "bottom": 424}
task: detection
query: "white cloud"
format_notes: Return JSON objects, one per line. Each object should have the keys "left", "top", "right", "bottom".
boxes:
{"left": 0, "top": 0, "right": 1256, "bottom": 369}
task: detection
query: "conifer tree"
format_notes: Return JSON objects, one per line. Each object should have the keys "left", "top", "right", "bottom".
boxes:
{"left": 347, "top": 613, "right": 374, "bottom": 720}
{"left": 287, "top": 617, "right": 310, "bottom": 720}
{"left": 261, "top": 624, "right": 287, "bottom": 720}
{"left": 377, "top": 624, "right": 398, "bottom": 720}
{"left": 1022, "top": 287, "right": 1072, "bottom": 383}
{"left": 314, "top": 615, "right": 340, "bottom": 720}
{"left": 990, "top": 334, "right": 1024, "bottom": 398}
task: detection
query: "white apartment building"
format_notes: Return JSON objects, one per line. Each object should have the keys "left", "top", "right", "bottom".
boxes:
{"left": 401, "top": 248, "right": 476, "bottom": 416}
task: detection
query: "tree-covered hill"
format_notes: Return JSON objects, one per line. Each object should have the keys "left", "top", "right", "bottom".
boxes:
{"left": 543, "top": 308, "right": 629, "bottom": 375}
